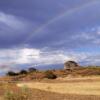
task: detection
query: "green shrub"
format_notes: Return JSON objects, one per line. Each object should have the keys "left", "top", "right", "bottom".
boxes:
{"left": 19, "top": 70, "right": 27, "bottom": 75}
{"left": 28, "top": 67, "right": 37, "bottom": 73}
{"left": 4, "top": 87, "right": 31, "bottom": 100}
{"left": 6, "top": 71, "right": 18, "bottom": 76}
{"left": 44, "top": 70, "right": 57, "bottom": 79}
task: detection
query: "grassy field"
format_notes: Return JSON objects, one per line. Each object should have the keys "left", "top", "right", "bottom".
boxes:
{"left": 17, "top": 81, "right": 100, "bottom": 95}
{"left": 1, "top": 87, "right": 100, "bottom": 100}
{"left": 17, "top": 76, "right": 100, "bottom": 96}
{"left": 1, "top": 76, "right": 100, "bottom": 100}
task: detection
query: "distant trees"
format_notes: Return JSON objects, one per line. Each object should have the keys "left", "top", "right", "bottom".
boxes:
{"left": 6, "top": 68, "right": 58, "bottom": 80}
{"left": 6, "top": 71, "right": 18, "bottom": 76}
{"left": 19, "top": 70, "right": 27, "bottom": 75}
{"left": 6, "top": 67, "right": 37, "bottom": 76}
{"left": 28, "top": 67, "right": 37, "bottom": 73}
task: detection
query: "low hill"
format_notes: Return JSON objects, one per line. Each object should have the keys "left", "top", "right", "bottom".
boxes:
{"left": 0, "top": 66, "right": 100, "bottom": 82}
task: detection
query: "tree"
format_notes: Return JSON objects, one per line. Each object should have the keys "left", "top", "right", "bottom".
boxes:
{"left": 28, "top": 67, "right": 37, "bottom": 73}
{"left": 19, "top": 70, "right": 27, "bottom": 75}
{"left": 6, "top": 71, "right": 18, "bottom": 76}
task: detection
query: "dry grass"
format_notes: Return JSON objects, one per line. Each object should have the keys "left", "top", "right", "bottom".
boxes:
{"left": 0, "top": 79, "right": 100, "bottom": 100}
{"left": 2, "top": 88, "right": 100, "bottom": 100}
{"left": 17, "top": 76, "right": 100, "bottom": 96}
{"left": 1, "top": 76, "right": 100, "bottom": 100}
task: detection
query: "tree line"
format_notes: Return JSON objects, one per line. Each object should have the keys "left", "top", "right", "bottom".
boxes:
{"left": 6, "top": 67, "right": 37, "bottom": 76}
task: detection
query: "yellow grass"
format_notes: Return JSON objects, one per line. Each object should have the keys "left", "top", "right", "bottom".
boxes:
{"left": 17, "top": 77, "right": 100, "bottom": 96}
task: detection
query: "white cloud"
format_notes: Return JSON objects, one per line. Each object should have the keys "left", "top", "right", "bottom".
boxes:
{"left": 71, "top": 26, "right": 100, "bottom": 46}
{"left": 15, "top": 48, "right": 40, "bottom": 64}
{"left": 90, "top": 26, "right": 100, "bottom": 35}
{"left": 0, "top": 48, "right": 100, "bottom": 73}
{"left": 0, "top": 48, "right": 72, "bottom": 68}
{"left": 96, "top": 27, "right": 100, "bottom": 35}
{"left": 14, "top": 48, "right": 71, "bottom": 65}
{"left": 0, "top": 12, "right": 27, "bottom": 30}
{"left": 72, "top": 32, "right": 95, "bottom": 40}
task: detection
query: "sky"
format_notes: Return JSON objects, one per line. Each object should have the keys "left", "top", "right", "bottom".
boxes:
{"left": 0, "top": 0, "right": 100, "bottom": 74}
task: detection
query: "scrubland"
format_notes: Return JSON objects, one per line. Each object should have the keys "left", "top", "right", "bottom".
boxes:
{"left": 0, "top": 67, "right": 100, "bottom": 100}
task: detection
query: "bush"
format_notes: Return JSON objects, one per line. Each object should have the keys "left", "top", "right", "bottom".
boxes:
{"left": 44, "top": 70, "right": 57, "bottom": 79}
{"left": 28, "top": 67, "right": 37, "bottom": 73}
{"left": 6, "top": 71, "right": 18, "bottom": 76}
{"left": 19, "top": 70, "right": 27, "bottom": 75}
{"left": 4, "top": 87, "right": 31, "bottom": 100}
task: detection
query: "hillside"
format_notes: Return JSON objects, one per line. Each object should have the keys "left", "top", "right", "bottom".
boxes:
{"left": 0, "top": 66, "right": 100, "bottom": 82}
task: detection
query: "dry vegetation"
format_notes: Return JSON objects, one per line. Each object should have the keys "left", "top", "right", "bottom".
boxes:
{"left": 18, "top": 77, "right": 100, "bottom": 95}
{"left": 0, "top": 77, "right": 100, "bottom": 100}
{"left": 1, "top": 67, "right": 100, "bottom": 82}
{"left": 0, "top": 67, "right": 100, "bottom": 100}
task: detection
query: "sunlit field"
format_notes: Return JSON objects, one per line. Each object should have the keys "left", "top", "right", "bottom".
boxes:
{"left": 0, "top": 76, "right": 100, "bottom": 100}
{"left": 17, "top": 77, "right": 100, "bottom": 96}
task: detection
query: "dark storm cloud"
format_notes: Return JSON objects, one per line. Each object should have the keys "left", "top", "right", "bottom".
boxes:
{"left": 0, "top": 0, "right": 99, "bottom": 49}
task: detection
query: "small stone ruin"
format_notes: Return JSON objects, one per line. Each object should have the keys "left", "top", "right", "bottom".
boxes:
{"left": 64, "top": 61, "right": 80, "bottom": 70}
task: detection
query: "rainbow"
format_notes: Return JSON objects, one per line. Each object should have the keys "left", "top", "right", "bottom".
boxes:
{"left": 23, "top": 0, "right": 99, "bottom": 44}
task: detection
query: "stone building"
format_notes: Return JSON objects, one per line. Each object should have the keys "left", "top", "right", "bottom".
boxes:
{"left": 64, "top": 61, "right": 80, "bottom": 70}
